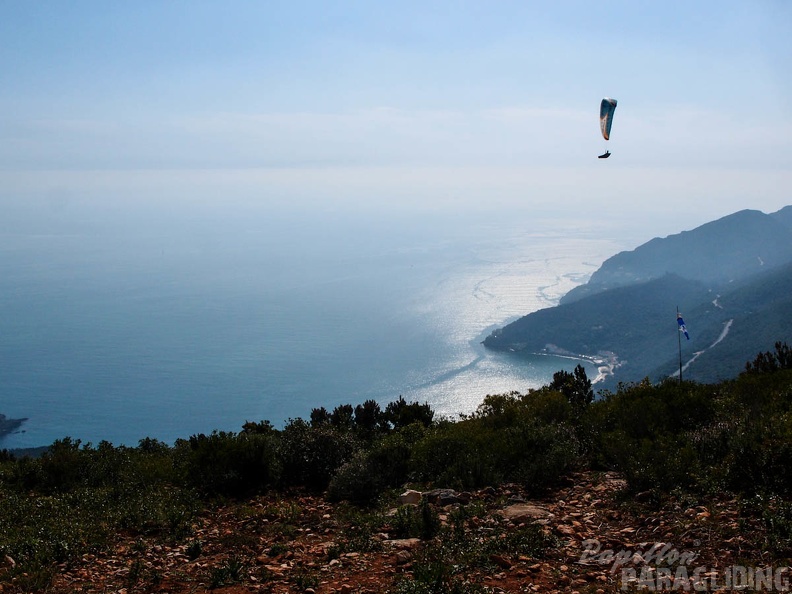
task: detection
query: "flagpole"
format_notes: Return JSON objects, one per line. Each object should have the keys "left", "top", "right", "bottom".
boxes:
{"left": 677, "top": 306, "right": 683, "bottom": 384}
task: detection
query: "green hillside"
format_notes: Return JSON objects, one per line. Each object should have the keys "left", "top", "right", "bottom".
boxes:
{"left": 484, "top": 274, "right": 712, "bottom": 384}
{"left": 561, "top": 208, "right": 792, "bottom": 304}
{"left": 485, "top": 207, "right": 792, "bottom": 387}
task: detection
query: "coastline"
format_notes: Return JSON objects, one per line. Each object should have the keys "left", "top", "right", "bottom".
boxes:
{"left": 0, "top": 414, "right": 27, "bottom": 439}
{"left": 537, "top": 344, "right": 621, "bottom": 384}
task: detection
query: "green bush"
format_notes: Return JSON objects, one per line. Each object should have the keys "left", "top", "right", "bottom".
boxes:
{"left": 486, "top": 523, "right": 556, "bottom": 558}
{"left": 388, "top": 501, "right": 440, "bottom": 540}
{"left": 328, "top": 423, "right": 427, "bottom": 504}
{"left": 174, "top": 430, "right": 280, "bottom": 497}
{"left": 587, "top": 364, "right": 792, "bottom": 497}
{"left": 326, "top": 452, "right": 379, "bottom": 504}
{"left": 411, "top": 422, "right": 501, "bottom": 489}
{"left": 411, "top": 396, "right": 580, "bottom": 493}
{"left": 504, "top": 422, "right": 581, "bottom": 493}
{"left": 277, "top": 419, "right": 361, "bottom": 491}
{"left": 744, "top": 341, "right": 792, "bottom": 374}
{"left": 385, "top": 396, "right": 435, "bottom": 429}
{"left": 718, "top": 411, "right": 792, "bottom": 495}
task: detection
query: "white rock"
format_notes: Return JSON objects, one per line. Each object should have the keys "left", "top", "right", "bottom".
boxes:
{"left": 399, "top": 489, "right": 422, "bottom": 505}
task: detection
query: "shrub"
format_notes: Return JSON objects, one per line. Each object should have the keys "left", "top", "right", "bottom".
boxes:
{"left": 33, "top": 437, "right": 87, "bottom": 493}
{"left": 385, "top": 396, "right": 435, "bottom": 429}
{"left": 411, "top": 400, "right": 580, "bottom": 493}
{"left": 326, "top": 452, "right": 379, "bottom": 504}
{"left": 174, "top": 430, "right": 279, "bottom": 497}
{"left": 718, "top": 411, "right": 792, "bottom": 495}
{"left": 486, "top": 523, "right": 556, "bottom": 558}
{"left": 208, "top": 555, "right": 245, "bottom": 588}
{"left": 328, "top": 423, "right": 426, "bottom": 504}
{"left": 504, "top": 422, "right": 581, "bottom": 493}
{"left": 277, "top": 419, "right": 361, "bottom": 491}
{"left": 744, "top": 341, "right": 792, "bottom": 374}
{"left": 588, "top": 362, "right": 792, "bottom": 497}
{"left": 411, "top": 422, "right": 501, "bottom": 489}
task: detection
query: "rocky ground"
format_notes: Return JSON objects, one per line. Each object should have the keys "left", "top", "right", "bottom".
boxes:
{"left": 11, "top": 471, "right": 787, "bottom": 593}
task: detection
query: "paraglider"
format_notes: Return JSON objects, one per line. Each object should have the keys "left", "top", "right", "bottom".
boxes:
{"left": 599, "top": 97, "right": 617, "bottom": 158}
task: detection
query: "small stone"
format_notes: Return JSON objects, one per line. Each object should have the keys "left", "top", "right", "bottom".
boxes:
{"left": 489, "top": 554, "right": 512, "bottom": 569}
{"left": 386, "top": 538, "right": 422, "bottom": 550}
{"left": 556, "top": 524, "right": 576, "bottom": 536}
{"left": 399, "top": 489, "right": 422, "bottom": 505}
{"left": 500, "top": 504, "right": 554, "bottom": 523}
{"left": 394, "top": 550, "right": 412, "bottom": 565}
{"left": 425, "top": 488, "right": 470, "bottom": 505}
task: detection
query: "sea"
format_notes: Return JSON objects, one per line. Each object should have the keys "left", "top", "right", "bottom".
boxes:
{"left": 0, "top": 200, "right": 634, "bottom": 448}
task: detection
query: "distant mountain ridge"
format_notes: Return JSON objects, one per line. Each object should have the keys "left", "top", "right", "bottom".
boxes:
{"left": 561, "top": 208, "right": 792, "bottom": 305}
{"left": 483, "top": 207, "right": 792, "bottom": 387}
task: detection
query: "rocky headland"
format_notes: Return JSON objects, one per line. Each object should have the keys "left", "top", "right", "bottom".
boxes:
{"left": 0, "top": 413, "right": 26, "bottom": 438}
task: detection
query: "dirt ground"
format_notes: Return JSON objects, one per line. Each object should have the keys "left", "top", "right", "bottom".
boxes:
{"left": 25, "top": 471, "right": 784, "bottom": 593}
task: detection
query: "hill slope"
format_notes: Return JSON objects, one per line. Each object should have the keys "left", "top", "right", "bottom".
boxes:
{"left": 40, "top": 473, "right": 773, "bottom": 594}
{"left": 483, "top": 274, "right": 712, "bottom": 383}
{"left": 648, "top": 260, "right": 792, "bottom": 383}
{"left": 561, "top": 209, "right": 792, "bottom": 305}
{"left": 484, "top": 206, "right": 792, "bottom": 387}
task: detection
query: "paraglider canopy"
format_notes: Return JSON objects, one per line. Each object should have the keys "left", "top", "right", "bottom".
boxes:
{"left": 600, "top": 97, "right": 617, "bottom": 141}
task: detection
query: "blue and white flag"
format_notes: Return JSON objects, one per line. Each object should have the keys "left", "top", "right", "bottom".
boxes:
{"left": 677, "top": 313, "right": 690, "bottom": 340}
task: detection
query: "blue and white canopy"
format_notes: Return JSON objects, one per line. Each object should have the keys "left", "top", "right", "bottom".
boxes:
{"left": 600, "top": 97, "right": 617, "bottom": 141}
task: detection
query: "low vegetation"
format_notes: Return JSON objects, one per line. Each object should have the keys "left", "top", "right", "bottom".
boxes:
{"left": 1, "top": 342, "right": 791, "bottom": 591}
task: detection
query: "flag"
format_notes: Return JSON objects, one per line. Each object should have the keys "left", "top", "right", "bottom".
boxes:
{"left": 677, "top": 313, "right": 690, "bottom": 340}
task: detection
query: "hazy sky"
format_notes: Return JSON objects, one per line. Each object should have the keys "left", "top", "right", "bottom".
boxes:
{"left": 1, "top": 1, "right": 791, "bottom": 234}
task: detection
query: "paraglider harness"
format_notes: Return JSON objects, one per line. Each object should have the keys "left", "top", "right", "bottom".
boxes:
{"left": 598, "top": 150, "right": 611, "bottom": 159}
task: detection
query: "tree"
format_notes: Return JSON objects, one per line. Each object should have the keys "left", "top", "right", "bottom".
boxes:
{"left": 549, "top": 364, "right": 594, "bottom": 411}
{"left": 241, "top": 420, "right": 275, "bottom": 435}
{"left": 309, "top": 407, "right": 331, "bottom": 427}
{"left": 330, "top": 404, "right": 355, "bottom": 429}
{"left": 354, "top": 399, "right": 384, "bottom": 434}
{"left": 744, "top": 341, "right": 792, "bottom": 375}
{"left": 384, "top": 396, "right": 434, "bottom": 429}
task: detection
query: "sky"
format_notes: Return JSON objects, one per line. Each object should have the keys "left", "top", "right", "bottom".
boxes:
{"left": 1, "top": 0, "right": 791, "bottom": 236}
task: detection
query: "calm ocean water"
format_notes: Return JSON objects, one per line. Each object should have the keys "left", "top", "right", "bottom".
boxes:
{"left": 0, "top": 203, "right": 628, "bottom": 448}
